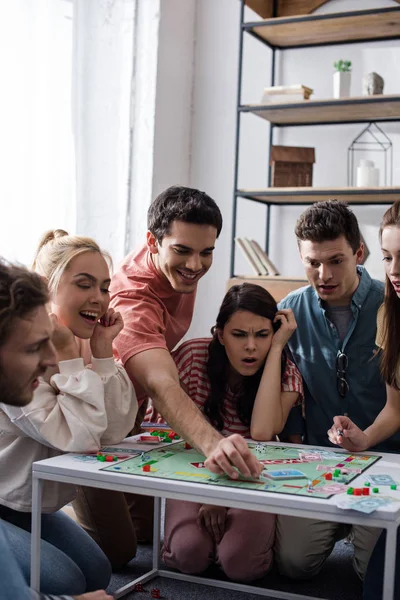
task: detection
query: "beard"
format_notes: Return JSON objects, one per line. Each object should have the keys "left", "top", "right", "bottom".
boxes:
{"left": 0, "top": 369, "right": 33, "bottom": 407}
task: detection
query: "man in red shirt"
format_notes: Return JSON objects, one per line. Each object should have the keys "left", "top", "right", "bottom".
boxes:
{"left": 73, "top": 186, "right": 262, "bottom": 567}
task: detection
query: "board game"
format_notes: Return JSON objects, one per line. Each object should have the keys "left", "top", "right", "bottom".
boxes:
{"left": 101, "top": 442, "right": 381, "bottom": 499}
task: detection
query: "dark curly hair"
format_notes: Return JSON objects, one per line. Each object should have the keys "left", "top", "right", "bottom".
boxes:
{"left": 295, "top": 200, "right": 361, "bottom": 253}
{"left": 204, "top": 283, "right": 287, "bottom": 431}
{"left": 0, "top": 259, "right": 49, "bottom": 347}
{"left": 147, "top": 185, "right": 223, "bottom": 242}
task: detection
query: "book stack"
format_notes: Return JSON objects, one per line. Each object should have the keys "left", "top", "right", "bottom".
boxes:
{"left": 261, "top": 84, "right": 313, "bottom": 105}
{"left": 235, "top": 238, "right": 279, "bottom": 276}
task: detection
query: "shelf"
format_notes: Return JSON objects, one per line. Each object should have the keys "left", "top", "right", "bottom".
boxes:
{"left": 245, "top": 7, "right": 400, "bottom": 49}
{"left": 237, "top": 187, "right": 400, "bottom": 205}
{"left": 241, "top": 95, "right": 400, "bottom": 126}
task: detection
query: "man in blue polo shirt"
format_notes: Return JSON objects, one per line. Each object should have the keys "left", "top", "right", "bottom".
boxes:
{"left": 274, "top": 200, "right": 400, "bottom": 582}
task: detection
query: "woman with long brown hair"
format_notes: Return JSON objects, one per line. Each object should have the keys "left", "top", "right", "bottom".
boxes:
{"left": 161, "top": 282, "right": 303, "bottom": 582}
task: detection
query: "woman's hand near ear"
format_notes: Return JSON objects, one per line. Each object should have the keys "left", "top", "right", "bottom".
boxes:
{"left": 49, "top": 313, "right": 80, "bottom": 362}
{"left": 272, "top": 309, "right": 297, "bottom": 351}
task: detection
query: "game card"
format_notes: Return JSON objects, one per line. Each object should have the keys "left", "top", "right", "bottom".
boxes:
{"left": 367, "top": 474, "right": 397, "bottom": 486}
{"left": 262, "top": 469, "right": 307, "bottom": 481}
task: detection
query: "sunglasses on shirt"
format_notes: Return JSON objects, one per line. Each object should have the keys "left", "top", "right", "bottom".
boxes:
{"left": 336, "top": 350, "right": 349, "bottom": 398}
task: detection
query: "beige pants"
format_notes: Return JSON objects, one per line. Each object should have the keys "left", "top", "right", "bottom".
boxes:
{"left": 72, "top": 401, "right": 154, "bottom": 569}
{"left": 275, "top": 515, "right": 381, "bottom": 580}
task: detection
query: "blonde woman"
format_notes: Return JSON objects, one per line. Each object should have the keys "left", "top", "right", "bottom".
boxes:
{"left": 0, "top": 230, "right": 137, "bottom": 596}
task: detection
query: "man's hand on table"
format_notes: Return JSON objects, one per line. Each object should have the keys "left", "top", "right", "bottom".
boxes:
{"left": 204, "top": 434, "right": 263, "bottom": 479}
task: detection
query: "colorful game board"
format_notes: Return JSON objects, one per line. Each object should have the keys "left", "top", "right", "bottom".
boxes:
{"left": 101, "top": 442, "right": 380, "bottom": 499}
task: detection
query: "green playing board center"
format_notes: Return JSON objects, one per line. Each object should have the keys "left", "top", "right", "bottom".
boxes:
{"left": 100, "top": 441, "right": 380, "bottom": 500}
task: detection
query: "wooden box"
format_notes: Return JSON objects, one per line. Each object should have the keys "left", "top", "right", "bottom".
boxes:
{"left": 270, "top": 145, "right": 315, "bottom": 187}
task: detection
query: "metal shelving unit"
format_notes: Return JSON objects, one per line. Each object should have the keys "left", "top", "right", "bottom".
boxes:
{"left": 230, "top": 1, "right": 400, "bottom": 278}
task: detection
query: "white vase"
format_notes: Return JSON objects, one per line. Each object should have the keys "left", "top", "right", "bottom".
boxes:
{"left": 333, "top": 71, "right": 351, "bottom": 99}
{"left": 356, "top": 159, "right": 380, "bottom": 187}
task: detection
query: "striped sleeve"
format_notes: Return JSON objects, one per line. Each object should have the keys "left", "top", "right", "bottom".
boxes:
{"left": 281, "top": 358, "right": 304, "bottom": 406}
{"left": 172, "top": 340, "right": 195, "bottom": 389}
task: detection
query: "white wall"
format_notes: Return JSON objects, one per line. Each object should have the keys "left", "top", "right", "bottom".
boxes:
{"left": 185, "top": 0, "right": 400, "bottom": 338}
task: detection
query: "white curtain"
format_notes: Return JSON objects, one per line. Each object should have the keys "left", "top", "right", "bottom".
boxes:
{"left": 0, "top": 0, "right": 167, "bottom": 267}
{"left": 0, "top": 0, "right": 75, "bottom": 265}
{"left": 72, "top": 0, "right": 136, "bottom": 263}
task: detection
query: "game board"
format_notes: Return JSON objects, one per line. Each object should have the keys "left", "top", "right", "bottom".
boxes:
{"left": 102, "top": 441, "right": 380, "bottom": 499}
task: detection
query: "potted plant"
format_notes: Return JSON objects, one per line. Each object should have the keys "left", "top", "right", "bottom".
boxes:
{"left": 333, "top": 59, "right": 352, "bottom": 99}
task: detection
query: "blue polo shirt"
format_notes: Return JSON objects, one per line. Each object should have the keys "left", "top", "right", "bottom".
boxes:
{"left": 279, "top": 267, "right": 400, "bottom": 453}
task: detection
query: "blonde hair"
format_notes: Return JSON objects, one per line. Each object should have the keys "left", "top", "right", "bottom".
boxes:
{"left": 32, "top": 229, "right": 112, "bottom": 295}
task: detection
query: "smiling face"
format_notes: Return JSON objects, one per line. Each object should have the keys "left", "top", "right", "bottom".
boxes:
{"left": 0, "top": 306, "right": 57, "bottom": 406}
{"left": 147, "top": 220, "right": 217, "bottom": 294}
{"left": 51, "top": 251, "right": 111, "bottom": 338}
{"left": 217, "top": 310, "right": 273, "bottom": 380}
{"left": 381, "top": 225, "right": 400, "bottom": 298}
{"left": 299, "top": 235, "right": 363, "bottom": 306}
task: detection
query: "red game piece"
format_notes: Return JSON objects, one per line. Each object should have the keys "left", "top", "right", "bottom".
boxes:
{"left": 325, "top": 473, "right": 333, "bottom": 480}
{"left": 139, "top": 434, "right": 162, "bottom": 443}
{"left": 151, "top": 589, "right": 161, "bottom": 598}
{"left": 105, "top": 455, "right": 114, "bottom": 462}
{"left": 168, "top": 432, "right": 175, "bottom": 440}
{"left": 134, "top": 583, "right": 143, "bottom": 592}
{"left": 185, "top": 442, "right": 192, "bottom": 449}
{"left": 362, "top": 487, "right": 370, "bottom": 495}
{"left": 142, "top": 464, "right": 151, "bottom": 472}
{"left": 354, "top": 488, "right": 362, "bottom": 496}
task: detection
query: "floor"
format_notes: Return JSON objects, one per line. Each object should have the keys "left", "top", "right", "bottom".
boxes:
{"left": 107, "top": 539, "right": 362, "bottom": 600}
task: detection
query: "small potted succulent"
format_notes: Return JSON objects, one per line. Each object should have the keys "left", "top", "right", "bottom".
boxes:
{"left": 333, "top": 59, "right": 352, "bottom": 99}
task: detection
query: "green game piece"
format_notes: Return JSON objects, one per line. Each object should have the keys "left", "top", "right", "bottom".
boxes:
{"left": 372, "top": 487, "right": 379, "bottom": 493}
{"left": 347, "top": 487, "right": 354, "bottom": 495}
{"left": 150, "top": 431, "right": 158, "bottom": 436}
{"left": 97, "top": 455, "right": 106, "bottom": 462}
{"left": 364, "top": 481, "right": 370, "bottom": 486}
{"left": 113, "top": 456, "right": 118, "bottom": 461}
{"left": 163, "top": 437, "right": 172, "bottom": 443}
{"left": 391, "top": 484, "right": 397, "bottom": 490}
{"left": 333, "top": 469, "right": 341, "bottom": 477}
{"left": 174, "top": 434, "right": 180, "bottom": 439}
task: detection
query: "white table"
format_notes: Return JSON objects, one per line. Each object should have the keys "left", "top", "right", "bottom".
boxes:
{"left": 30, "top": 441, "right": 400, "bottom": 600}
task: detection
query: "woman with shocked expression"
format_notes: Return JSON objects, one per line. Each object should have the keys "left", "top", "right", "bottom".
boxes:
{"left": 0, "top": 230, "right": 137, "bottom": 596}
{"left": 161, "top": 283, "right": 303, "bottom": 582}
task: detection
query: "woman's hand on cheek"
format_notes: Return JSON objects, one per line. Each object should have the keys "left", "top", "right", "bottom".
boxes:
{"left": 49, "top": 313, "right": 80, "bottom": 362}
{"left": 272, "top": 309, "right": 297, "bottom": 350}
{"left": 90, "top": 308, "right": 124, "bottom": 359}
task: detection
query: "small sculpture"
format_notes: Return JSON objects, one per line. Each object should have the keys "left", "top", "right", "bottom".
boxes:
{"left": 362, "top": 72, "right": 384, "bottom": 96}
